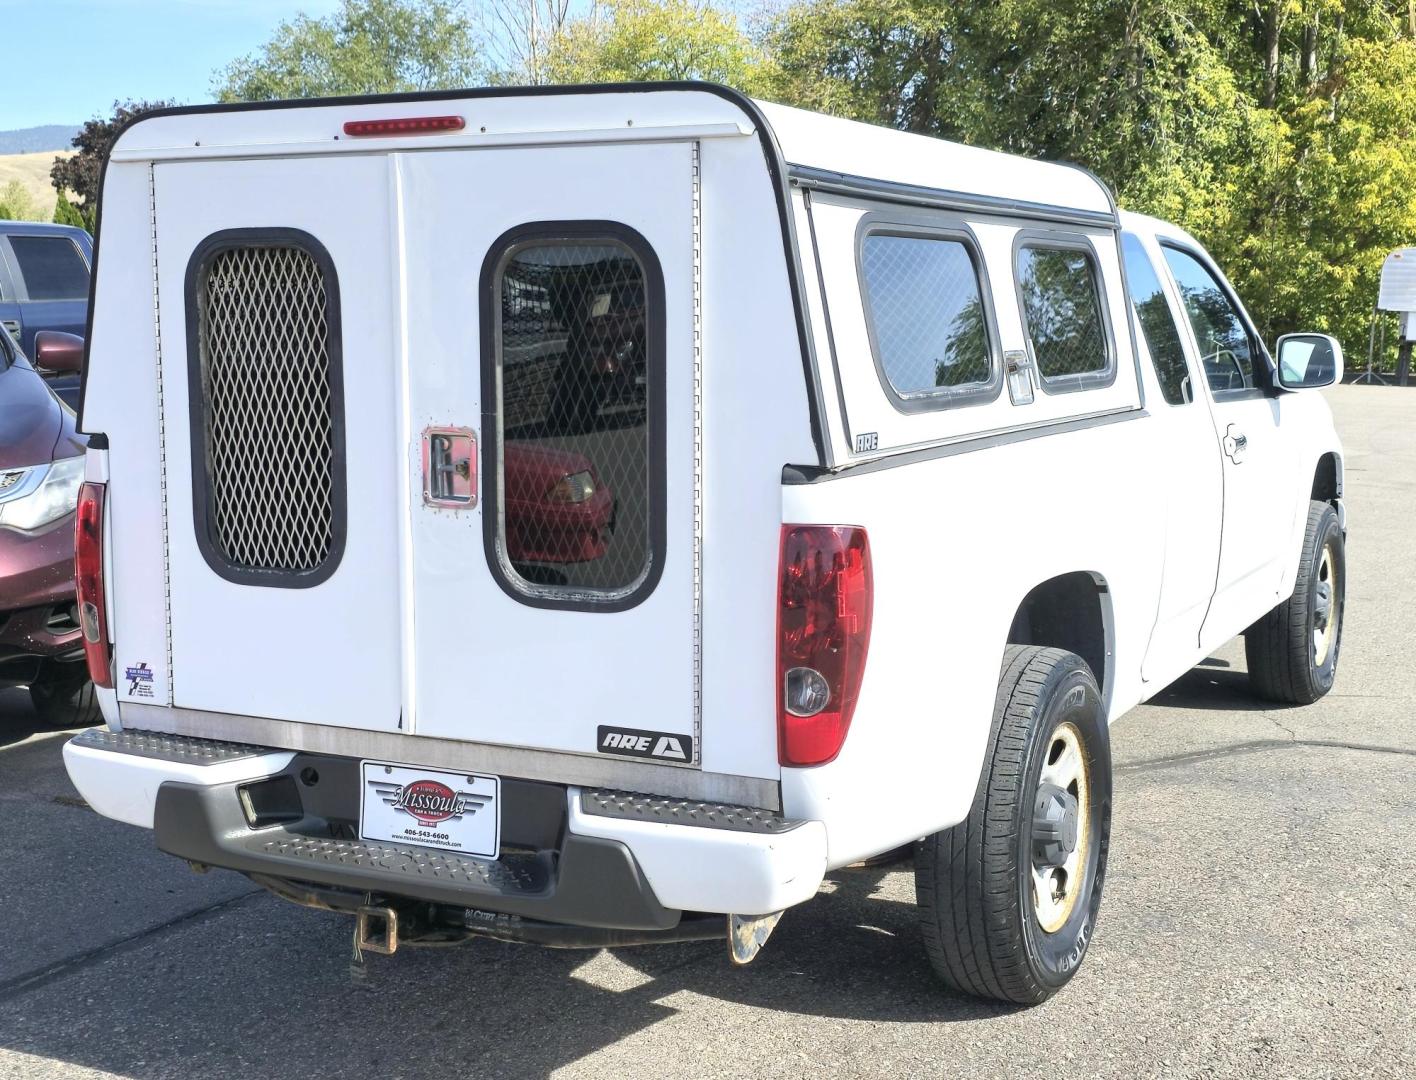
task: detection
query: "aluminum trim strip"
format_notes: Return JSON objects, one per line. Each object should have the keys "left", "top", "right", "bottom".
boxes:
{"left": 117, "top": 703, "right": 782, "bottom": 811}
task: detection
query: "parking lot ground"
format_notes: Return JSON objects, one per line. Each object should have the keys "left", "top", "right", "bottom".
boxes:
{"left": 1, "top": 383, "right": 1413, "bottom": 1080}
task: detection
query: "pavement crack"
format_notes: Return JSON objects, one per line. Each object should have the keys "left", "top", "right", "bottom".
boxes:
{"left": 0, "top": 887, "right": 265, "bottom": 1005}
{"left": 1117, "top": 738, "right": 1416, "bottom": 774}
{"left": 1263, "top": 713, "right": 1299, "bottom": 742}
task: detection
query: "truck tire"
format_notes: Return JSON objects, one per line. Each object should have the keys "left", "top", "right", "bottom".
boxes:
{"left": 915, "top": 645, "right": 1112, "bottom": 1004}
{"left": 1245, "top": 500, "right": 1345, "bottom": 705}
{"left": 30, "top": 662, "right": 102, "bottom": 729}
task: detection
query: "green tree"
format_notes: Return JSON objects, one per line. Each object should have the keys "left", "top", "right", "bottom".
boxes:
{"left": 545, "top": 0, "right": 762, "bottom": 86}
{"left": 52, "top": 190, "right": 88, "bottom": 230}
{"left": 214, "top": 0, "right": 486, "bottom": 102}
{"left": 0, "top": 180, "right": 43, "bottom": 222}
{"left": 50, "top": 99, "right": 172, "bottom": 226}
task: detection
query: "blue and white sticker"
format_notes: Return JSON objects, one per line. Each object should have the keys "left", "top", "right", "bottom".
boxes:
{"left": 124, "top": 662, "right": 154, "bottom": 698}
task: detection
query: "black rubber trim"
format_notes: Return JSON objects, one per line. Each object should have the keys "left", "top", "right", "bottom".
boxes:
{"left": 1012, "top": 229, "right": 1119, "bottom": 396}
{"left": 76, "top": 81, "right": 827, "bottom": 466}
{"left": 154, "top": 778, "right": 679, "bottom": 930}
{"left": 854, "top": 212, "right": 1005, "bottom": 415}
{"left": 184, "top": 227, "right": 347, "bottom": 589}
{"left": 479, "top": 220, "right": 666, "bottom": 613}
{"left": 781, "top": 407, "right": 1149, "bottom": 484}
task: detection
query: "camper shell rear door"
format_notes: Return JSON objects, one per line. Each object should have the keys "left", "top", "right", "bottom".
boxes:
{"left": 400, "top": 140, "right": 698, "bottom": 765}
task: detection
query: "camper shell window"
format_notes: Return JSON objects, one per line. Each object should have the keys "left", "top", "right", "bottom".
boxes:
{"left": 856, "top": 219, "right": 1002, "bottom": 412}
{"left": 1014, "top": 234, "right": 1116, "bottom": 395}
{"left": 184, "top": 228, "right": 346, "bottom": 588}
{"left": 481, "top": 221, "right": 665, "bottom": 613}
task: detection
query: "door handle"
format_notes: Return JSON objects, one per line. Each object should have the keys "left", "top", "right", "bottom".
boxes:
{"left": 421, "top": 426, "right": 478, "bottom": 507}
{"left": 1222, "top": 424, "right": 1248, "bottom": 464}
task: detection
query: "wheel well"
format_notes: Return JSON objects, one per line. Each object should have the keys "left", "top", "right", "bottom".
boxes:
{"left": 1312, "top": 453, "right": 1341, "bottom": 506}
{"left": 1007, "top": 572, "right": 1109, "bottom": 694}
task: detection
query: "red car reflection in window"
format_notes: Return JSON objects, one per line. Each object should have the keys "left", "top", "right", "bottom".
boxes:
{"left": 503, "top": 443, "right": 613, "bottom": 565}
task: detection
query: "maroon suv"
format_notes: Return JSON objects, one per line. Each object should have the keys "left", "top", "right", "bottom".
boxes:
{"left": 0, "top": 329, "right": 97, "bottom": 725}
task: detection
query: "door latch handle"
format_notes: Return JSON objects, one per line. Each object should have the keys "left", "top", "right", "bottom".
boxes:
{"left": 422, "top": 427, "right": 478, "bottom": 507}
{"left": 1222, "top": 424, "right": 1248, "bottom": 463}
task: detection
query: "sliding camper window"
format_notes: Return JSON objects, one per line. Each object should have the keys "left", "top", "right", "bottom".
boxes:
{"left": 481, "top": 222, "right": 665, "bottom": 612}
{"left": 857, "top": 223, "right": 1000, "bottom": 411}
{"left": 185, "top": 229, "right": 346, "bottom": 588}
{"left": 1014, "top": 236, "right": 1115, "bottom": 394}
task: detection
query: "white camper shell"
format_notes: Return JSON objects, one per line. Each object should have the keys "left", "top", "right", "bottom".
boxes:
{"left": 65, "top": 84, "right": 1347, "bottom": 1002}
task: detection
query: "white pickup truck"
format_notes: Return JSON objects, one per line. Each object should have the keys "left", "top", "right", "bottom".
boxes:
{"left": 64, "top": 83, "right": 1345, "bottom": 1004}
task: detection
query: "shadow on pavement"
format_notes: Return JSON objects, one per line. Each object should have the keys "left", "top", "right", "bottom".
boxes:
{"left": 0, "top": 864, "right": 1011, "bottom": 1079}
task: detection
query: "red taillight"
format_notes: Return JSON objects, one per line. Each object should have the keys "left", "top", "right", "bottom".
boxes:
{"left": 777, "top": 525, "right": 873, "bottom": 767}
{"left": 342, "top": 115, "right": 465, "bottom": 137}
{"left": 75, "top": 481, "right": 112, "bottom": 689}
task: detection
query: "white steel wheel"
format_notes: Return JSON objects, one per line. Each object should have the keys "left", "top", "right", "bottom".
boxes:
{"left": 1031, "top": 721, "right": 1091, "bottom": 934}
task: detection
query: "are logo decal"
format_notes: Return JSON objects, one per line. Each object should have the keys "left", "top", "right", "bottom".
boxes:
{"left": 367, "top": 777, "right": 488, "bottom": 826}
{"left": 597, "top": 725, "right": 694, "bottom": 762}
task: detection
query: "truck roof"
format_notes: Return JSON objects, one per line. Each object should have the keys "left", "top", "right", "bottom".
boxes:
{"left": 107, "top": 82, "right": 1115, "bottom": 224}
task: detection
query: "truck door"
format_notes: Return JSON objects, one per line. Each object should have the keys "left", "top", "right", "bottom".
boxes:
{"left": 1120, "top": 234, "right": 1223, "bottom": 683}
{"left": 148, "top": 156, "right": 404, "bottom": 730}
{"left": 1159, "top": 243, "right": 1293, "bottom": 649}
{"left": 399, "top": 141, "right": 698, "bottom": 765}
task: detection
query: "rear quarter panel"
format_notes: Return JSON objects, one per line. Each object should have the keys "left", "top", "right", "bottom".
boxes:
{"left": 779, "top": 414, "right": 1167, "bottom": 868}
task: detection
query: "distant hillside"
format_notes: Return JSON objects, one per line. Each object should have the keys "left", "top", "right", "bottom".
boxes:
{"left": 0, "top": 152, "right": 77, "bottom": 220}
{"left": 0, "top": 125, "right": 78, "bottom": 155}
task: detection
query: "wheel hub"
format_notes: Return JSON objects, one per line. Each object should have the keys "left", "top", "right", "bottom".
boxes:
{"left": 1031, "top": 722, "right": 1091, "bottom": 934}
{"left": 1032, "top": 783, "right": 1079, "bottom": 867}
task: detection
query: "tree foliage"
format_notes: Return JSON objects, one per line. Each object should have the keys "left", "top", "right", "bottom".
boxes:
{"left": 202, "top": 0, "right": 1416, "bottom": 366}
{"left": 545, "top": 0, "right": 763, "bottom": 86}
{"left": 52, "top": 190, "right": 88, "bottom": 230}
{"left": 50, "top": 99, "right": 171, "bottom": 228}
{"left": 214, "top": 0, "right": 486, "bottom": 102}
{"left": 756, "top": 0, "right": 1416, "bottom": 363}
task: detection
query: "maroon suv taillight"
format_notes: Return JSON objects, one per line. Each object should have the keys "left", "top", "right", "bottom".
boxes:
{"left": 777, "top": 525, "right": 873, "bottom": 767}
{"left": 75, "top": 481, "right": 113, "bottom": 689}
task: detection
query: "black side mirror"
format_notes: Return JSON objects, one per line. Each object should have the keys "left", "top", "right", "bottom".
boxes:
{"left": 33, "top": 330, "right": 85, "bottom": 374}
{"left": 1275, "top": 333, "right": 1342, "bottom": 389}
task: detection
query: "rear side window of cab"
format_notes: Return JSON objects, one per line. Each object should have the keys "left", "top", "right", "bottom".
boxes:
{"left": 857, "top": 220, "right": 1002, "bottom": 412}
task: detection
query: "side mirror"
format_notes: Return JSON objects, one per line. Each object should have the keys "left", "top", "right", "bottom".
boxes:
{"left": 1275, "top": 333, "right": 1342, "bottom": 389}
{"left": 33, "top": 330, "right": 85, "bottom": 374}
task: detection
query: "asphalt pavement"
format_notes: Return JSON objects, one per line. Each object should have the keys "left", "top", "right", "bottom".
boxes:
{"left": 1, "top": 383, "right": 1412, "bottom": 1079}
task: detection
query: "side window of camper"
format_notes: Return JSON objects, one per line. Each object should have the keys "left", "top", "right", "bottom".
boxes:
{"left": 186, "top": 231, "right": 345, "bottom": 587}
{"left": 484, "top": 226, "right": 664, "bottom": 611}
{"left": 1015, "top": 240, "right": 1112, "bottom": 392}
{"left": 859, "top": 229, "right": 997, "bottom": 407}
{"left": 1121, "top": 233, "right": 1193, "bottom": 405}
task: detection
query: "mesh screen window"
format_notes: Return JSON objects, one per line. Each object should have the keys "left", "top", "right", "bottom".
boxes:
{"left": 490, "top": 237, "right": 656, "bottom": 604}
{"left": 860, "top": 232, "right": 993, "bottom": 398}
{"left": 1017, "top": 244, "right": 1110, "bottom": 383}
{"left": 190, "top": 236, "right": 341, "bottom": 582}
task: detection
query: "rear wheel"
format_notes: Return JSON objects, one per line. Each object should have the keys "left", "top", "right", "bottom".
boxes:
{"left": 915, "top": 646, "right": 1112, "bottom": 1004}
{"left": 29, "top": 661, "right": 101, "bottom": 729}
{"left": 1245, "top": 500, "right": 1345, "bottom": 705}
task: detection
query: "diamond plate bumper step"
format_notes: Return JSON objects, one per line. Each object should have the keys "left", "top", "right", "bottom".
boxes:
{"left": 580, "top": 789, "right": 802, "bottom": 834}
{"left": 70, "top": 726, "right": 275, "bottom": 764}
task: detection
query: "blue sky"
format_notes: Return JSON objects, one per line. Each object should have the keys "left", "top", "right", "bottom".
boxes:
{"left": 0, "top": 0, "right": 343, "bottom": 129}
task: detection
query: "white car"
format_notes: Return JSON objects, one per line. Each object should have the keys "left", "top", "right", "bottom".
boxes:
{"left": 64, "top": 83, "right": 1345, "bottom": 1004}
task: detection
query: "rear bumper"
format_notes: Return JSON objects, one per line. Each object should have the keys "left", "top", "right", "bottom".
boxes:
{"left": 64, "top": 729, "right": 826, "bottom": 925}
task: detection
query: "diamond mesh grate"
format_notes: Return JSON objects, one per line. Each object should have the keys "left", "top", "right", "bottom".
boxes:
{"left": 861, "top": 233, "right": 991, "bottom": 393}
{"left": 197, "top": 244, "right": 336, "bottom": 573}
{"left": 495, "top": 240, "right": 651, "bottom": 598}
{"left": 1017, "top": 246, "right": 1108, "bottom": 380}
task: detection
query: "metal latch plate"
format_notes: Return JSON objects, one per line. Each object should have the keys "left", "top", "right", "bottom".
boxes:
{"left": 421, "top": 426, "right": 478, "bottom": 508}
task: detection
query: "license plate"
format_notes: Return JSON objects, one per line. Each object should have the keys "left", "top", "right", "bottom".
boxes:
{"left": 359, "top": 761, "right": 500, "bottom": 858}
